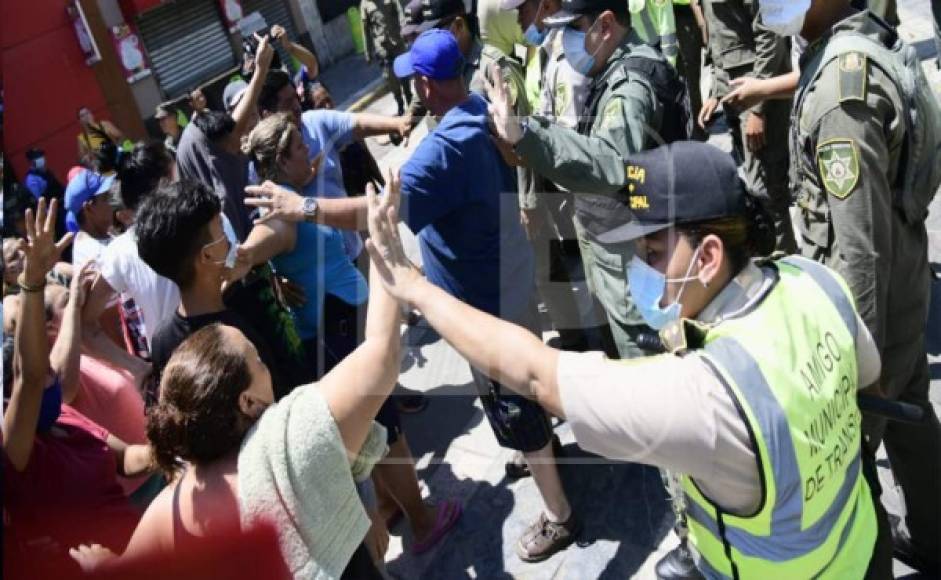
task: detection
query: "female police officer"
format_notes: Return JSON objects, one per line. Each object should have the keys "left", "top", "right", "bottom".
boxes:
{"left": 364, "top": 141, "right": 882, "bottom": 578}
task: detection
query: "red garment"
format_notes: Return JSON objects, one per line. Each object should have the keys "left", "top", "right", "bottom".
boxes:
{"left": 3, "top": 406, "right": 141, "bottom": 561}
{"left": 70, "top": 355, "right": 149, "bottom": 494}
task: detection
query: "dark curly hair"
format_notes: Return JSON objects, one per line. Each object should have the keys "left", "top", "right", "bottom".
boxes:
{"left": 147, "top": 324, "right": 254, "bottom": 475}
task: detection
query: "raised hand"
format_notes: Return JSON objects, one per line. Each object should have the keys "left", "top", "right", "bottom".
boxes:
{"left": 270, "top": 24, "right": 287, "bottom": 44}
{"left": 484, "top": 63, "right": 523, "bottom": 146}
{"left": 364, "top": 168, "right": 421, "bottom": 304}
{"left": 254, "top": 32, "right": 275, "bottom": 74}
{"left": 244, "top": 181, "right": 306, "bottom": 224}
{"left": 21, "top": 198, "right": 73, "bottom": 287}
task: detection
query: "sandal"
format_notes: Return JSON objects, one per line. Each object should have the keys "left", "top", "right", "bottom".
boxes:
{"left": 411, "top": 499, "right": 462, "bottom": 555}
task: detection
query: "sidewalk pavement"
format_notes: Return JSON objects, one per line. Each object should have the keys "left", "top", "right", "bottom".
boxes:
{"left": 317, "top": 52, "right": 389, "bottom": 112}
{"left": 342, "top": 3, "right": 941, "bottom": 576}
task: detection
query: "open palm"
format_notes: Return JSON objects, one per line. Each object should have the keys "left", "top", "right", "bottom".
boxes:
{"left": 21, "top": 198, "right": 73, "bottom": 285}
{"left": 484, "top": 63, "right": 523, "bottom": 146}
{"left": 364, "top": 168, "right": 421, "bottom": 304}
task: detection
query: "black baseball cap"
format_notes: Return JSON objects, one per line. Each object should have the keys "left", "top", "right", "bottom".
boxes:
{"left": 592, "top": 142, "right": 748, "bottom": 244}
{"left": 402, "top": 0, "right": 426, "bottom": 37}
{"left": 26, "top": 148, "right": 44, "bottom": 160}
{"left": 544, "top": 0, "right": 626, "bottom": 27}
{"left": 418, "top": 0, "right": 466, "bottom": 34}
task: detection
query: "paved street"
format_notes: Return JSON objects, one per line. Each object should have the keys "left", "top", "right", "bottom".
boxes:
{"left": 331, "top": 2, "right": 941, "bottom": 577}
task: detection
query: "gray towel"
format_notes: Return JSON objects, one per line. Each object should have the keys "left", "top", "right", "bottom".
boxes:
{"left": 238, "top": 384, "right": 388, "bottom": 579}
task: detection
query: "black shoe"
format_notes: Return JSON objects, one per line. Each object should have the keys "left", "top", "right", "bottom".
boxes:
{"left": 655, "top": 542, "right": 704, "bottom": 580}
{"left": 505, "top": 436, "right": 563, "bottom": 480}
{"left": 889, "top": 514, "right": 940, "bottom": 575}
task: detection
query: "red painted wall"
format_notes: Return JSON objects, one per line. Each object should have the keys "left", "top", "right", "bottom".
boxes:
{"left": 2, "top": 0, "right": 110, "bottom": 184}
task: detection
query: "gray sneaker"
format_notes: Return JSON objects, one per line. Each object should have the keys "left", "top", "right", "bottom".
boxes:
{"left": 516, "top": 512, "right": 581, "bottom": 563}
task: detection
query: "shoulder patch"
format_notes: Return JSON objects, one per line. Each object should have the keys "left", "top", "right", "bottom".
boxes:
{"left": 600, "top": 98, "right": 623, "bottom": 130}
{"left": 838, "top": 52, "right": 868, "bottom": 103}
{"left": 816, "top": 139, "right": 860, "bottom": 200}
{"left": 553, "top": 82, "right": 570, "bottom": 117}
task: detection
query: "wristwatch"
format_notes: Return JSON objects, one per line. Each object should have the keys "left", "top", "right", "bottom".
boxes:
{"left": 302, "top": 196, "right": 319, "bottom": 222}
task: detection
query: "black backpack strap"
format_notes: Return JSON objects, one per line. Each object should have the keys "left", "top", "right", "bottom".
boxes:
{"left": 619, "top": 54, "right": 692, "bottom": 143}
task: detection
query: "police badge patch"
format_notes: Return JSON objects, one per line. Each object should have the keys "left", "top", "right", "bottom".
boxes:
{"left": 816, "top": 139, "right": 860, "bottom": 199}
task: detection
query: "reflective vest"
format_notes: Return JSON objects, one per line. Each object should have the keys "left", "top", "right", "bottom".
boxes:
{"left": 627, "top": 0, "right": 679, "bottom": 65}
{"left": 683, "top": 256, "right": 877, "bottom": 579}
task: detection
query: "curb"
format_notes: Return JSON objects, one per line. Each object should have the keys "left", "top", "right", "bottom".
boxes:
{"left": 343, "top": 78, "right": 390, "bottom": 112}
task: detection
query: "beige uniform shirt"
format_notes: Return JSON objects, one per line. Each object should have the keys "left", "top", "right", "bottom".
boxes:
{"left": 556, "top": 262, "right": 881, "bottom": 515}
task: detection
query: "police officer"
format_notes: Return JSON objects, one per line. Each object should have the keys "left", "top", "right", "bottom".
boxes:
{"left": 697, "top": 0, "right": 797, "bottom": 254}
{"left": 361, "top": 0, "right": 414, "bottom": 115}
{"left": 763, "top": 0, "right": 941, "bottom": 574}
{"left": 508, "top": 0, "right": 608, "bottom": 356}
{"left": 364, "top": 141, "right": 882, "bottom": 579}
{"left": 487, "top": 0, "right": 690, "bottom": 359}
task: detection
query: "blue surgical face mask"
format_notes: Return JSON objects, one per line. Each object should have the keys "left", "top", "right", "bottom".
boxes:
{"left": 37, "top": 377, "right": 63, "bottom": 433}
{"left": 627, "top": 246, "right": 702, "bottom": 330}
{"left": 34, "top": 156, "right": 46, "bottom": 170}
{"left": 524, "top": 24, "right": 547, "bottom": 47}
{"left": 562, "top": 22, "right": 600, "bottom": 76}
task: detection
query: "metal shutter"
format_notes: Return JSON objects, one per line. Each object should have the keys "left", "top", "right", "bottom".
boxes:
{"left": 241, "top": 0, "right": 297, "bottom": 37}
{"left": 241, "top": 0, "right": 298, "bottom": 69}
{"left": 137, "top": 0, "right": 236, "bottom": 98}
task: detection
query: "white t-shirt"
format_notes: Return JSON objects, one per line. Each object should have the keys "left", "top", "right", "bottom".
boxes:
{"left": 72, "top": 232, "right": 110, "bottom": 267}
{"left": 99, "top": 228, "right": 180, "bottom": 346}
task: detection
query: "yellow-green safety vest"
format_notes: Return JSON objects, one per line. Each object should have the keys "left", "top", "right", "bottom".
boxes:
{"left": 683, "top": 256, "right": 877, "bottom": 579}
{"left": 627, "top": 0, "right": 678, "bottom": 65}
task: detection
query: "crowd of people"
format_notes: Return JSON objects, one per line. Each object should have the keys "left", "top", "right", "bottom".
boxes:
{"left": 3, "top": 0, "right": 941, "bottom": 578}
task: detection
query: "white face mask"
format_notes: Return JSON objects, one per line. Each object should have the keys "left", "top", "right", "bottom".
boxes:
{"left": 205, "top": 215, "right": 239, "bottom": 269}
{"left": 34, "top": 156, "right": 46, "bottom": 170}
{"left": 759, "top": 0, "right": 810, "bottom": 37}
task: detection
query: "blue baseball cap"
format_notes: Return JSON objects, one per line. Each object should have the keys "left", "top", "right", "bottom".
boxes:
{"left": 64, "top": 169, "right": 110, "bottom": 233}
{"left": 393, "top": 29, "right": 464, "bottom": 80}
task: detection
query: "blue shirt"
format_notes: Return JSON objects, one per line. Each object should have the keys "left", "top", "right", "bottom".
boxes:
{"left": 24, "top": 173, "right": 48, "bottom": 199}
{"left": 299, "top": 109, "right": 364, "bottom": 261}
{"left": 399, "top": 94, "right": 534, "bottom": 320}
{"left": 270, "top": 183, "right": 368, "bottom": 340}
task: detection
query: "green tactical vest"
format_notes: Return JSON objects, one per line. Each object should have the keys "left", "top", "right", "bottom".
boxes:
{"left": 682, "top": 256, "right": 877, "bottom": 579}
{"left": 793, "top": 26, "right": 941, "bottom": 225}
